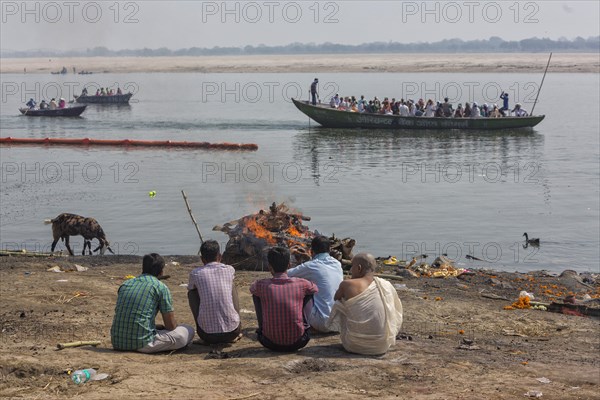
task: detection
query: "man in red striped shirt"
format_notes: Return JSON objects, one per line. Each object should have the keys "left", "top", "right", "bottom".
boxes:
{"left": 250, "top": 246, "right": 318, "bottom": 352}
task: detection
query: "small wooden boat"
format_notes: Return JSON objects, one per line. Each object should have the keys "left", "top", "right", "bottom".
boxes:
{"left": 19, "top": 105, "right": 87, "bottom": 117}
{"left": 292, "top": 98, "right": 545, "bottom": 130}
{"left": 74, "top": 93, "right": 133, "bottom": 104}
{"left": 50, "top": 67, "right": 68, "bottom": 75}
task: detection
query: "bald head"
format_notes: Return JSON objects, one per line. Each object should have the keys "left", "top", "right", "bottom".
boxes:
{"left": 351, "top": 253, "right": 376, "bottom": 277}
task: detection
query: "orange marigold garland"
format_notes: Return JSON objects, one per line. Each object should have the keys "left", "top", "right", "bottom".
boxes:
{"left": 503, "top": 296, "right": 531, "bottom": 310}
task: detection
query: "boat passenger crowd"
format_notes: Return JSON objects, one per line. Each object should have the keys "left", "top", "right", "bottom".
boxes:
{"left": 326, "top": 91, "right": 529, "bottom": 117}
{"left": 25, "top": 98, "right": 66, "bottom": 110}
{"left": 82, "top": 87, "right": 123, "bottom": 96}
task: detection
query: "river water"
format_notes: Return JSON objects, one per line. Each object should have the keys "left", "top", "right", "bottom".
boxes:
{"left": 0, "top": 72, "right": 598, "bottom": 273}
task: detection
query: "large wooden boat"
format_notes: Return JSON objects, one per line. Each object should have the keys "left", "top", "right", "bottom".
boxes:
{"left": 292, "top": 99, "right": 545, "bottom": 130}
{"left": 74, "top": 93, "right": 133, "bottom": 104}
{"left": 19, "top": 105, "right": 87, "bottom": 117}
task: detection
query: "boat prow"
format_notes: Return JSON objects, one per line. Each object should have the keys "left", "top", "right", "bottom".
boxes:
{"left": 292, "top": 98, "right": 544, "bottom": 130}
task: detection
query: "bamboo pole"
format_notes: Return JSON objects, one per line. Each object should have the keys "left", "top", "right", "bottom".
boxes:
{"left": 531, "top": 53, "right": 552, "bottom": 115}
{"left": 56, "top": 340, "right": 101, "bottom": 350}
{"left": 0, "top": 250, "right": 64, "bottom": 258}
{"left": 181, "top": 190, "right": 204, "bottom": 254}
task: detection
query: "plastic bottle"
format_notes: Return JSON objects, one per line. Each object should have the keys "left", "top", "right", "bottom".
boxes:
{"left": 71, "top": 369, "right": 96, "bottom": 384}
{"left": 71, "top": 369, "right": 109, "bottom": 384}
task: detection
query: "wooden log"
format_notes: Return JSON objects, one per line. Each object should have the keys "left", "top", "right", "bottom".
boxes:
{"left": 547, "top": 302, "right": 600, "bottom": 318}
{"left": 375, "top": 273, "right": 405, "bottom": 281}
{"left": 56, "top": 340, "right": 101, "bottom": 350}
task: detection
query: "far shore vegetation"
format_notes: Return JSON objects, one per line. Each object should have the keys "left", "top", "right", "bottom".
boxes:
{"left": 3, "top": 36, "right": 598, "bottom": 58}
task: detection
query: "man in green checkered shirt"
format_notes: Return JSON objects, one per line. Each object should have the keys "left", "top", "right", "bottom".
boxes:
{"left": 111, "top": 253, "right": 194, "bottom": 353}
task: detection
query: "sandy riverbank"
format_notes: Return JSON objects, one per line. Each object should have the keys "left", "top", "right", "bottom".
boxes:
{"left": 0, "top": 254, "right": 598, "bottom": 399}
{"left": 1, "top": 53, "right": 598, "bottom": 74}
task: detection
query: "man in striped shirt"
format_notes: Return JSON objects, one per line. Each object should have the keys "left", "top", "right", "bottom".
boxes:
{"left": 188, "top": 240, "right": 241, "bottom": 344}
{"left": 250, "top": 247, "right": 318, "bottom": 352}
{"left": 111, "top": 253, "right": 194, "bottom": 353}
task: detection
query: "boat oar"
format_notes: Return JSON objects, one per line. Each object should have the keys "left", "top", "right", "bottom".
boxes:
{"left": 531, "top": 53, "right": 552, "bottom": 116}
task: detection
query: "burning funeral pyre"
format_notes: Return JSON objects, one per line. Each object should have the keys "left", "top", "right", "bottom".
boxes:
{"left": 213, "top": 202, "right": 356, "bottom": 270}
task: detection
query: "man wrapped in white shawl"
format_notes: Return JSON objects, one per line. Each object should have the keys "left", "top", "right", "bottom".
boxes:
{"left": 327, "top": 253, "right": 403, "bottom": 355}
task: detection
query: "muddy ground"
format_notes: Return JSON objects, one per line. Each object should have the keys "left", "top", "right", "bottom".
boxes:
{"left": 0, "top": 255, "right": 598, "bottom": 399}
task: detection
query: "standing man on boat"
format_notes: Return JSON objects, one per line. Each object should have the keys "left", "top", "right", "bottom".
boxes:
{"left": 310, "top": 78, "right": 319, "bottom": 105}
{"left": 500, "top": 91, "right": 510, "bottom": 114}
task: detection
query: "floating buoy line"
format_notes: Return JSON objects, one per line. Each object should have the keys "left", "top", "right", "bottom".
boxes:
{"left": 0, "top": 137, "right": 258, "bottom": 151}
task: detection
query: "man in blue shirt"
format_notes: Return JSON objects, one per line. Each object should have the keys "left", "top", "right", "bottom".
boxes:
{"left": 287, "top": 236, "right": 343, "bottom": 332}
{"left": 500, "top": 91, "right": 509, "bottom": 114}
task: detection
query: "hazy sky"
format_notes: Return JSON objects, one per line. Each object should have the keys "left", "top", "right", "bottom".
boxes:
{"left": 1, "top": 1, "right": 599, "bottom": 51}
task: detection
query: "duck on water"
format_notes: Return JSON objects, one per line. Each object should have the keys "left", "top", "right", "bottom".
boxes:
{"left": 523, "top": 233, "right": 540, "bottom": 245}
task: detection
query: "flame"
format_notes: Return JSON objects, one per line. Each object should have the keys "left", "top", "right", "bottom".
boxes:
{"left": 244, "top": 217, "right": 276, "bottom": 245}
{"left": 287, "top": 225, "right": 303, "bottom": 238}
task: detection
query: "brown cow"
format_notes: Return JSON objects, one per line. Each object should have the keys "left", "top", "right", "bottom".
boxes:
{"left": 44, "top": 213, "right": 114, "bottom": 256}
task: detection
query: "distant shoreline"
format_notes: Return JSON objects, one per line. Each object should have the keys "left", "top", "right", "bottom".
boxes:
{"left": 1, "top": 53, "right": 598, "bottom": 74}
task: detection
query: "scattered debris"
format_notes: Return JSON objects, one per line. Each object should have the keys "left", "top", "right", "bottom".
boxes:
{"left": 396, "top": 268, "right": 419, "bottom": 279}
{"left": 47, "top": 264, "right": 88, "bottom": 272}
{"left": 57, "top": 291, "right": 88, "bottom": 304}
{"left": 285, "top": 358, "right": 343, "bottom": 373}
{"left": 502, "top": 328, "right": 527, "bottom": 337}
{"left": 488, "top": 277, "right": 514, "bottom": 289}
{"left": 205, "top": 348, "right": 229, "bottom": 359}
{"left": 524, "top": 390, "right": 543, "bottom": 397}
{"left": 520, "top": 291, "right": 535, "bottom": 300}
{"left": 382, "top": 256, "right": 403, "bottom": 266}
{"left": 481, "top": 292, "right": 510, "bottom": 301}
{"left": 536, "top": 377, "right": 551, "bottom": 384}
{"left": 396, "top": 333, "right": 413, "bottom": 341}
{"left": 457, "top": 338, "right": 480, "bottom": 350}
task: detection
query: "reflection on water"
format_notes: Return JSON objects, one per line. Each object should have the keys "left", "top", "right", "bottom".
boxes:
{"left": 293, "top": 127, "right": 545, "bottom": 179}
